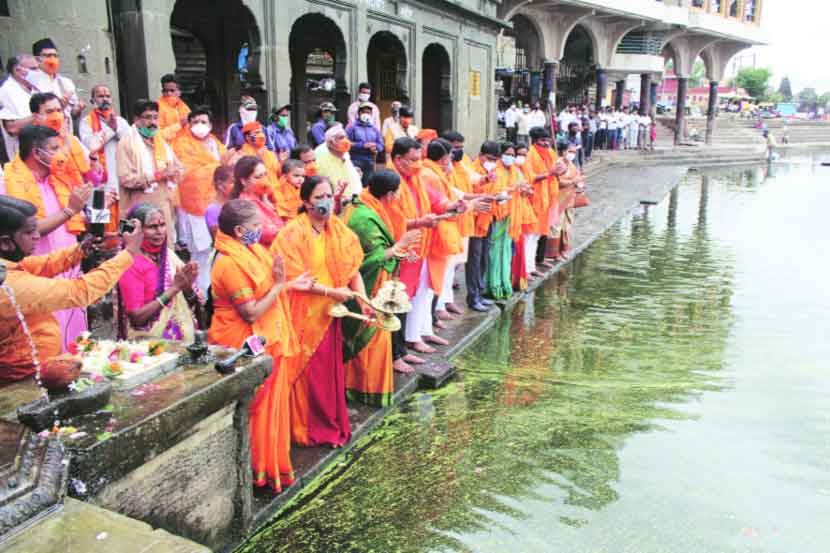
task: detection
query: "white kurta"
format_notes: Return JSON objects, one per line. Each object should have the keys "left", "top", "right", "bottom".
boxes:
{"left": 28, "top": 71, "right": 78, "bottom": 135}
{"left": 0, "top": 78, "right": 33, "bottom": 160}
{"left": 78, "top": 114, "right": 131, "bottom": 192}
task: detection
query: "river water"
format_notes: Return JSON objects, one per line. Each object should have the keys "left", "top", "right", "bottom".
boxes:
{"left": 239, "top": 159, "right": 830, "bottom": 553}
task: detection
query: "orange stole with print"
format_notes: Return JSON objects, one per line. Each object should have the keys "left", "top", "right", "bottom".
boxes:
{"left": 3, "top": 155, "right": 85, "bottom": 234}
{"left": 172, "top": 133, "right": 225, "bottom": 216}
{"left": 157, "top": 97, "right": 191, "bottom": 142}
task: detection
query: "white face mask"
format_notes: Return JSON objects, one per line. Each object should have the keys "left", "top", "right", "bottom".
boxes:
{"left": 358, "top": 93, "right": 370, "bottom": 102}
{"left": 482, "top": 160, "right": 496, "bottom": 172}
{"left": 240, "top": 109, "right": 257, "bottom": 124}
{"left": 359, "top": 113, "right": 371, "bottom": 124}
{"left": 501, "top": 154, "right": 514, "bottom": 167}
{"left": 24, "top": 68, "right": 42, "bottom": 88}
{"left": 566, "top": 153, "right": 577, "bottom": 162}
{"left": 191, "top": 122, "right": 211, "bottom": 139}
{"left": 515, "top": 155, "right": 526, "bottom": 166}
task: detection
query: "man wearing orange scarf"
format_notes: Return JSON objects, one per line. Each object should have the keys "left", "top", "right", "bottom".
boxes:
{"left": 3, "top": 125, "right": 96, "bottom": 353}
{"left": 173, "top": 106, "right": 231, "bottom": 293}
{"left": 157, "top": 74, "right": 191, "bottom": 142}
{"left": 29, "top": 38, "right": 84, "bottom": 135}
{"left": 79, "top": 85, "right": 131, "bottom": 195}
{"left": 390, "top": 137, "right": 462, "bottom": 354}
{"left": 117, "top": 99, "right": 183, "bottom": 243}
{"left": 526, "top": 127, "right": 566, "bottom": 266}
{"left": 466, "top": 141, "right": 502, "bottom": 312}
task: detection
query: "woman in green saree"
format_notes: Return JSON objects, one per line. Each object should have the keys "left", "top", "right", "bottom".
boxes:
{"left": 342, "top": 169, "right": 420, "bottom": 405}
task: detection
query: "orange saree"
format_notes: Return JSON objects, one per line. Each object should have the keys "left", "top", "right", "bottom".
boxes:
{"left": 271, "top": 213, "right": 363, "bottom": 446}
{"left": 208, "top": 231, "right": 298, "bottom": 490}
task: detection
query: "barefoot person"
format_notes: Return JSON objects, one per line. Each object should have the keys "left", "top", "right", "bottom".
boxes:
{"left": 343, "top": 168, "right": 421, "bottom": 382}
{"left": 208, "top": 199, "right": 312, "bottom": 491}
{"left": 271, "top": 176, "right": 368, "bottom": 448}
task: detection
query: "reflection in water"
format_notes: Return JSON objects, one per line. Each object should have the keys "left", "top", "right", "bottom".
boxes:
{"left": 239, "top": 161, "right": 830, "bottom": 553}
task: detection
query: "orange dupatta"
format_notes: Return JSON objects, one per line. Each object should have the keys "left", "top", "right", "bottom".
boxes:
{"left": 3, "top": 155, "right": 85, "bottom": 234}
{"left": 271, "top": 213, "right": 363, "bottom": 380}
{"left": 359, "top": 189, "right": 403, "bottom": 241}
{"left": 504, "top": 163, "right": 537, "bottom": 241}
{"left": 470, "top": 158, "right": 501, "bottom": 237}
{"left": 240, "top": 143, "right": 282, "bottom": 200}
{"left": 157, "top": 96, "right": 191, "bottom": 142}
{"left": 526, "top": 145, "right": 556, "bottom": 235}
{"left": 388, "top": 168, "right": 431, "bottom": 260}
{"left": 450, "top": 161, "right": 475, "bottom": 238}
{"left": 173, "top": 132, "right": 225, "bottom": 216}
{"left": 272, "top": 176, "right": 303, "bottom": 221}
{"left": 421, "top": 160, "right": 462, "bottom": 295}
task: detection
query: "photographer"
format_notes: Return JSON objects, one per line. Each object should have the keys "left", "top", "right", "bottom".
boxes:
{"left": 0, "top": 195, "right": 143, "bottom": 385}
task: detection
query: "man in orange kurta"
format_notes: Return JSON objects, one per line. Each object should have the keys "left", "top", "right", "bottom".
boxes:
{"left": 172, "top": 107, "right": 228, "bottom": 293}
{"left": 526, "top": 127, "right": 564, "bottom": 265}
{"left": 0, "top": 194, "right": 141, "bottom": 384}
{"left": 157, "top": 74, "right": 191, "bottom": 142}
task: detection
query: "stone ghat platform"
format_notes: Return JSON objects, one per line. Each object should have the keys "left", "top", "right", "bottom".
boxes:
{"left": 0, "top": 343, "right": 273, "bottom": 552}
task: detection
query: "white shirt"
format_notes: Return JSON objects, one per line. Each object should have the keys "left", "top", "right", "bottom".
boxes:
{"left": 0, "top": 77, "right": 33, "bottom": 160}
{"left": 78, "top": 112, "right": 131, "bottom": 191}
{"left": 528, "top": 109, "right": 547, "bottom": 130}
{"left": 504, "top": 107, "right": 518, "bottom": 128}
{"left": 516, "top": 112, "right": 530, "bottom": 135}
{"left": 28, "top": 70, "right": 78, "bottom": 135}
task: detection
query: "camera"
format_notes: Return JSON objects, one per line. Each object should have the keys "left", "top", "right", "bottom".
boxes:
{"left": 118, "top": 219, "right": 136, "bottom": 234}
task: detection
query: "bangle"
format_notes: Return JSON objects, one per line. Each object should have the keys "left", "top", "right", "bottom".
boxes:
{"left": 156, "top": 296, "right": 167, "bottom": 309}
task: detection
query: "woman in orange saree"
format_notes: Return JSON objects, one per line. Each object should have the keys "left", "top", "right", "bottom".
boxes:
{"left": 208, "top": 199, "right": 311, "bottom": 492}
{"left": 231, "top": 156, "right": 284, "bottom": 247}
{"left": 271, "top": 176, "right": 368, "bottom": 448}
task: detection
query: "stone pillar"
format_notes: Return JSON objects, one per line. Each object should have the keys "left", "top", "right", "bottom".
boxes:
{"left": 649, "top": 81, "right": 658, "bottom": 117}
{"left": 542, "top": 61, "right": 557, "bottom": 112}
{"left": 110, "top": 0, "right": 150, "bottom": 114}
{"left": 595, "top": 68, "right": 607, "bottom": 113}
{"left": 639, "top": 74, "right": 652, "bottom": 116}
{"left": 705, "top": 80, "right": 719, "bottom": 145}
{"left": 674, "top": 77, "right": 688, "bottom": 145}
{"left": 614, "top": 80, "right": 625, "bottom": 110}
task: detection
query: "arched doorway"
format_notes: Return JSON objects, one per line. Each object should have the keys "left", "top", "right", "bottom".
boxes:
{"left": 170, "top": 0, "right": 263, "bottom": 135}
{"left": 289, "top": 13, "right": 348, "bottom": 142}
{"left": 558, "top": 25, "right": 595, "bottom": 106}
{"left": 422, "top": 44, "right": 452, "bottom": 132}
{"left": 503, "top": 14, "right": 543, "bottom": 105}
{"left": 367, "top": 32, "right": 408, "bottom": 121}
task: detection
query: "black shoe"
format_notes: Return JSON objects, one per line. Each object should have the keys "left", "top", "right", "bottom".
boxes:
{"left": 469, "top": 302, "right": 489, "bottom": 312}
{"left": 480, "top": 298, "right": 494, "bottom": 306}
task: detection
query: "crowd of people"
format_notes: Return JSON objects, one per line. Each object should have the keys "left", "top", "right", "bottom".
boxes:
{"left": 501, "top": 100, "right": 658, "bottom": 169}
{"left": 0, "top": 37, "right": 589, "bottom": 494}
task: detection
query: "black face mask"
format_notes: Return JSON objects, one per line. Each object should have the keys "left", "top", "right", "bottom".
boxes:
{"left": 451, "top": 149, "right": 464, "bottom": 163}
{"left": 0, "top": 236, "right": 25, "bottom": 262}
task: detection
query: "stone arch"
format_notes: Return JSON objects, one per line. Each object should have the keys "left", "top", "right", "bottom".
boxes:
{"left": 289, "top": 12, "right": 349, "bottom": 139}
{"left": 366, "top": 31, "right": 409, "bottom": 117}
{"left": 558, "top": 24, "right": 597, "bottom": 105}
{"left": 170, "top": 0, "right": 263, "bottom": 132}
{"left": 509, "top": 13, "right": 545, "bottom": 69}
{"left": 421, "top": 43, "right": 453, "bottom": 132}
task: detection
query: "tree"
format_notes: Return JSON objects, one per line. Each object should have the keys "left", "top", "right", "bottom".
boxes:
{"left": 690, "top": 59, "right": 706, "bottom": 88}
{"left": 797, "top": 88, "right": 818, "bottom": 111}
{"left": 734, "top": 67, "right": 772, "bottom": 100}
{"left": 819, "top": 92, "right": 830, "bottom": 110}
{"left": 778, "top": 77, "right": 793, "bottom": 102}
{"left": 765, "top": 90, "right": 784, "bottom": 104}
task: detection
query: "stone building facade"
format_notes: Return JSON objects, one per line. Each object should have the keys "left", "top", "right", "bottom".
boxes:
{"left": 0, "top": 0, "right": 506, "bottom": 150}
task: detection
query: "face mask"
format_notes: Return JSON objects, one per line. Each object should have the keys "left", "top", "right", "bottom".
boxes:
{"left": 42, "top": 57, "right": 60, "bottom": 75}
{"left": 334, "top": 138, "right": 352, "bottom": 154}
{"left": 391, "top": 107, "right": 400, "bottom": 116}
{"left": 36, "top": 147, "right": 64, "bottom": 171}
{"left": 276, "top": 115, "right": 289, "bottom": 128}
{"left": 482, "top": 160, "right": 496, "bottom": 172}
{"left": 43, "top": 111, "right": 64, "bottom": 133}
{"left": 241, "top": 227, "right": 262, "bottom": 246}
{"left": 96, "top": 101, "right": 112, "bottom": 113}
{"left": 191, "top": 122, "right": 211, "bottom": 139}
{"left": 358, "top": 93, "right": 370, "bottom": 102}
{"left": 24, "top": 69, "right": 42, "bottom": 88}
{"left": 304, "top": 162, "right": 318, "bottom": 177}
{"left": 501, "top": 155, "right": 514, "bottom": 167}
{"left": 400, "top": 117, "right": 412, "bottom": 128}
{"left": 313, "top": 197, "right": 334, "bottom": 218}
{"left": 451, "top": 149, "right": 464, "bottom": 163}
{"left": 252, "top": 176, "right": 270, "bottom": 195}
{"left": 240, "top": 109, "right": 257, "bottom": 124}
{"left": 138, "top": 126, "right": 158, "bottom": 139}
{"left": 324, "top": 114, "right": 335, "bottom": 124}
{"left": 252, "top": 134, "right": 266, "bottom": 149}
{"left": 515, "top": 155, "right": 526, "bottom": 166}
{"left": 566, "top": 153, "right": 576, "bottom": 161}
{"left": 359, "top": 113, "right": 371, "bottom": 124}
{"left": 523, "top": 108, "right": 530, "bottom": 114}
{"left": 161, "top": 95, "right": 179, "bottom": 107}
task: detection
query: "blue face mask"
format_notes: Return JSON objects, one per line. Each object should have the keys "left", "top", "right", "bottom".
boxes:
{"left": 313, "top": 198, "right": 334, "bottom": 218}
{"left": 241, "top": 227, "right": 262, "bottom": 246}
{"left": 501, "top": 154, "right": 515, "bottom": 167}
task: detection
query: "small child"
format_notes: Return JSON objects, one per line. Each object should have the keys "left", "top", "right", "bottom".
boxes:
{"left": 275, "top": 158, "right": 305, "bottom": 221}
{"left": 649, "top": 121, "right": 657, "bottom": 150}
{"left": 205, "top": 165, "right": 234, "bottom": 239}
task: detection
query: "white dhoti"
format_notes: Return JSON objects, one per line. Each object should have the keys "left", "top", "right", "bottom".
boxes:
{"left": 177, "top": 209, "right": 213, "bottom": 295}
{"left": 435, "top": 256, "right": 461, "bottom": 312}
{"left": 405, "top": 260, "right": 434, "bottom": 343}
